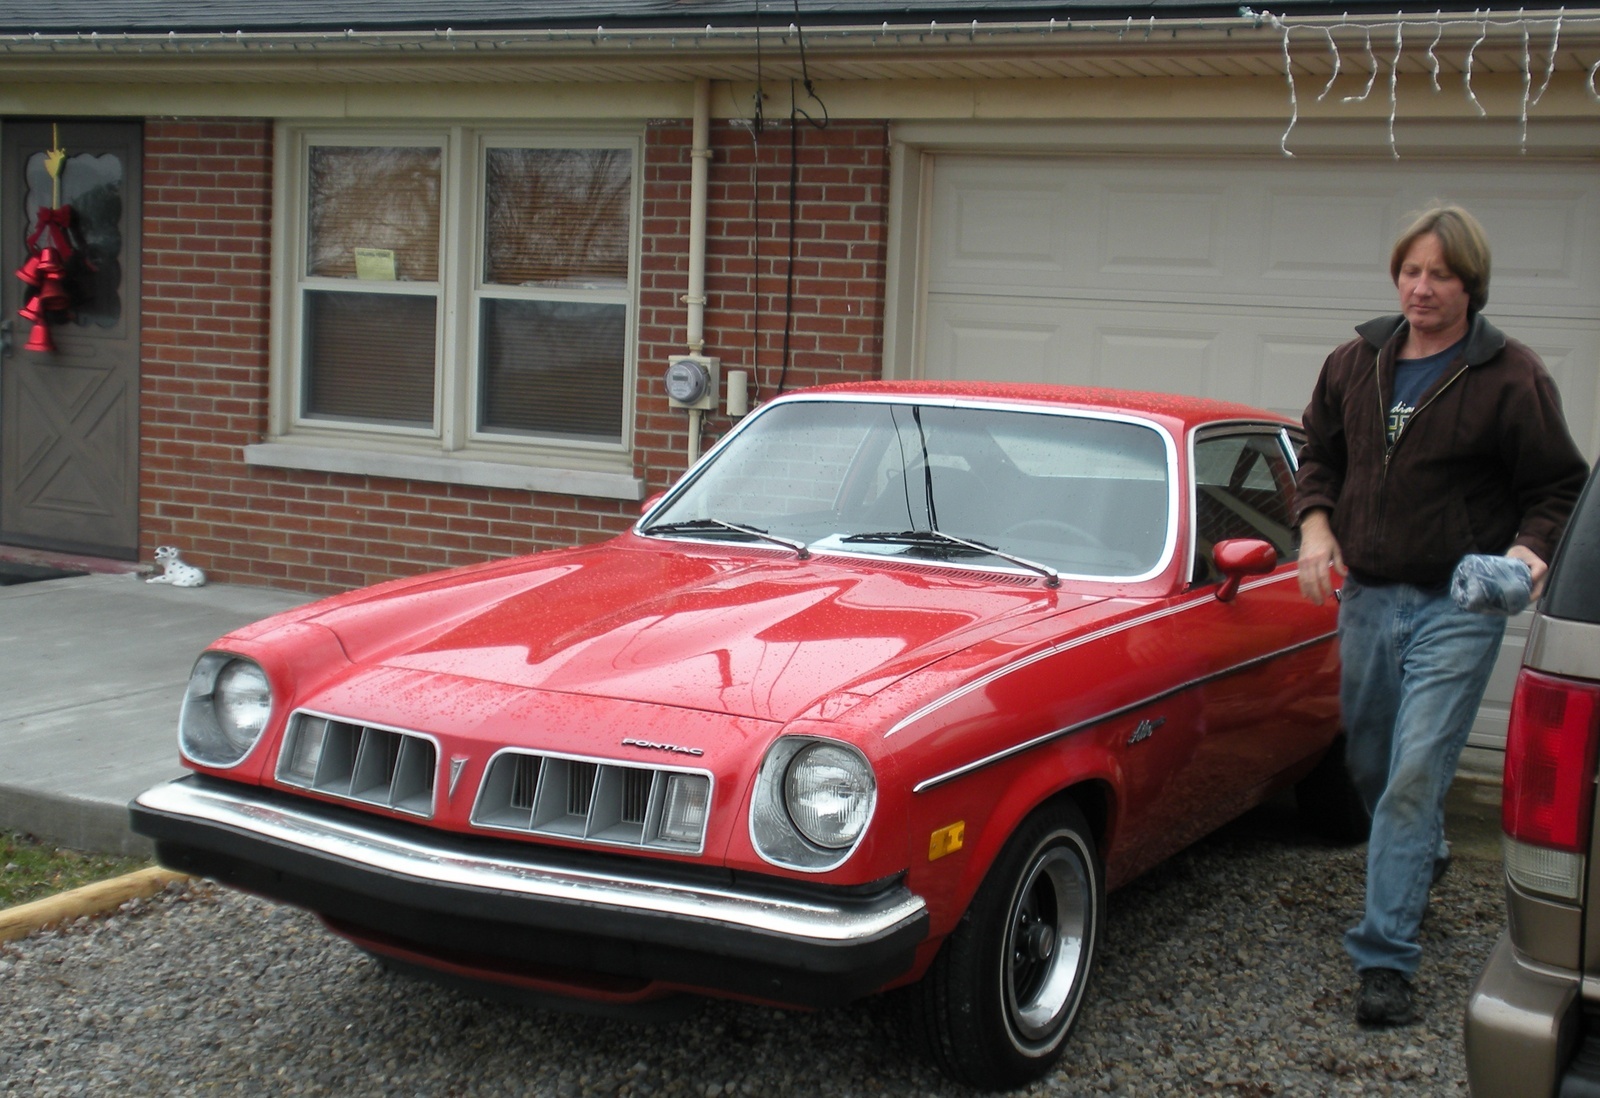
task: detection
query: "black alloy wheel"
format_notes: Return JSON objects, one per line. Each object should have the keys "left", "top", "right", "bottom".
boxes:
{"left": 909, "top": 799, "right": 1103, "bottom": 1090}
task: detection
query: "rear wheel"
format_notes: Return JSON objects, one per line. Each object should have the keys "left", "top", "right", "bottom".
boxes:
{"left": 1295, "top": 734, "right": 1371, "bottom": 844}
{"left": 909, "top": 800, "right": 1103, "bottom": 1090}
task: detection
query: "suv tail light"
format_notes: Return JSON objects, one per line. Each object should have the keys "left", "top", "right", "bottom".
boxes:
{"left": 1502, "top": 667, "right": 1600, "bottom": 900}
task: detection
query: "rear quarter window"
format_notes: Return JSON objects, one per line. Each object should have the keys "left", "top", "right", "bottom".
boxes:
{"left": 1543, "top": 465, "right": 1600, "bottom": 624}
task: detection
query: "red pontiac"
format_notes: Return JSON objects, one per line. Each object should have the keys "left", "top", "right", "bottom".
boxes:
{"left": 131, "top": 381, "right": 1357, "bottom": 1089}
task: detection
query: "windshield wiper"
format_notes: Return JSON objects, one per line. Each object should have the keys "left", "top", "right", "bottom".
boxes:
{"left": 641, "top": 518, "right": 810, "bottom": 559}
{"left": 840, "top": 530, "right": 1059, "bottom": 587}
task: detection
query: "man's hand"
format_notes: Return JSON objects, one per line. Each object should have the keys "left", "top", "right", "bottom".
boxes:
{"left": 1506, "top": 544, "right": 1550, "bottom": 600}
{"left": 1297, "top": 509, "right": 1346, "bottom": 606}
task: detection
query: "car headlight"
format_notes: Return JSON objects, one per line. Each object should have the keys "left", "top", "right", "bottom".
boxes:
{"left": 179, "top": 653, "right": 273, "bottom": 767}
{"left": 784, "top": 742, "right": 874, "bottom": 848}
{"left": 750, "top": 737, "right": 876, "bottom": 871}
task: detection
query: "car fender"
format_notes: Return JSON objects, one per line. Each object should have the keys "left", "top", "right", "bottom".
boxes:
{"left": 181, "top": 622, "right": 354, "bottom": 784}
{"left": 902, "top": 730, "right": 1124, "bottom": 941}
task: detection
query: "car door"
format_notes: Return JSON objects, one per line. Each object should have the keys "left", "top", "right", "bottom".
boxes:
{"left": 1179, "top": 425, "right": 1341, "bottom": 833}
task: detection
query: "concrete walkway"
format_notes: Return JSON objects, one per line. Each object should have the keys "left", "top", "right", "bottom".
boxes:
{"left": 0, "top": 572, "right": 308, "bottom": 855}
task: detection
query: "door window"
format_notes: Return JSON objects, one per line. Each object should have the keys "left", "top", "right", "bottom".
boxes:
{"left": 1192, "top": 432, "right": 1299, "bottom": 584}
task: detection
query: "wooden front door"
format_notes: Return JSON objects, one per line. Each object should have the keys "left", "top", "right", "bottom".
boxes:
{"left": 1, "top": 120, "right": 142, "bottom": 559}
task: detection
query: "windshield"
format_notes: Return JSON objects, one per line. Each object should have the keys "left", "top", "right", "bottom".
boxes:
{"left": 643, "top": 399, "right": 1174, "bottom": 580}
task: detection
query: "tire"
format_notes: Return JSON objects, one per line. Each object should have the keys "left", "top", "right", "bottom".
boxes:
{"left": 1295, "top": 734, "right": 1371, "bottom": 844}
{"left": 909, "top": 800, "right": 1103, "bottom": 1090}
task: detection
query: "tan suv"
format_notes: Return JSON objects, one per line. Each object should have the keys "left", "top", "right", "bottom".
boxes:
{"left": 1466, "top": 464, "right": 1600, "bottom": 1096}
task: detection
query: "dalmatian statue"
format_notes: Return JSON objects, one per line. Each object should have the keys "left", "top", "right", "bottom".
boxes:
{"left": 146, "top": 545, "right": 207, "bottom": 588}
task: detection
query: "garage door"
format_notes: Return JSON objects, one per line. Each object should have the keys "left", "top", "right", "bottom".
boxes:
{"left": 921, "top": 154, "right": 1600, "bottom": 764}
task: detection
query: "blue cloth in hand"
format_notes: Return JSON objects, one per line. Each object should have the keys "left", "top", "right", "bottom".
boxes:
{"left": 1451, "top": 554, "right": 1533, "bottom": 616}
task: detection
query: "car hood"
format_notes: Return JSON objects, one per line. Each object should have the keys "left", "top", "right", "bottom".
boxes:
{"left": 294, "top": 539, "right": 1100, "bottom": 724}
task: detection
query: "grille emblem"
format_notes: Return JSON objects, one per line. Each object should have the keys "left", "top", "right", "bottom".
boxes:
{"left": 622, "top": 737, "right": 705, "bottom": 757}
{"left": 448, "top": 755, "right": 469, "bottom": 798}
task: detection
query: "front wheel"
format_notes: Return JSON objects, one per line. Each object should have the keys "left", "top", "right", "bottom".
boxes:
{"left": 909, "top": 800, "right": 1103, "bottom": 1090}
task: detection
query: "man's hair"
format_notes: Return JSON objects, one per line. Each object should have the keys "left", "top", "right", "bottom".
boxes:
{"left": 1390, "top": 205, "right": 1491, "bottom": 312}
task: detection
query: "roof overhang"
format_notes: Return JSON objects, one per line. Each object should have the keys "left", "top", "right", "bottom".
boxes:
{"left": 0, "top": 11, "right": 1596, "bottom": 85}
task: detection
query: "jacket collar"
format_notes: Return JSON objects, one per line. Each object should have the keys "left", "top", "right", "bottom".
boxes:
{"left": 1355, "top": 311, "right": 1506, "bottom": 366}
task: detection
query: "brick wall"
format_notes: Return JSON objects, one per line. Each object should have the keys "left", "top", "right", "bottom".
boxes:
{"left": 138, "top": 117, "right": 889, "bottom": 595}
{"left": 637, "top": 119, "right": 890, "bottom": 495}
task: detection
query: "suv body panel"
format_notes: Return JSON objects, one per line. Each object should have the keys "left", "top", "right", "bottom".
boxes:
{"left": 1465, "top": 465, "right": 1600, "bottom": 1098}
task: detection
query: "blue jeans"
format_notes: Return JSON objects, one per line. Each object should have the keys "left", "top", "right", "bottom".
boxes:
{"left": 1337, "top": 576, "right": 1505, "bottom": 975}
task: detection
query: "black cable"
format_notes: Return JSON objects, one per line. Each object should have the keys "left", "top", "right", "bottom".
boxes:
{"left": 767, "top": 0, "right": 831, "bottom": 397}
{"left": 790, "top": 0, "right": 830, "bottom": 130}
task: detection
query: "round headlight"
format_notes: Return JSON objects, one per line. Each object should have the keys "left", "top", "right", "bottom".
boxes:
{"left": 783, "top": 742, "right": 875, "bottom": 849}
{"left": 214, "top": 660, "right": 273, "bottom": 751}
{"left": 180, "top": 653, "right": 273, "bottom": 767}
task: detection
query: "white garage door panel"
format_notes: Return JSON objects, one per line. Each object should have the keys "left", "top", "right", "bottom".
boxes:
{"left": 928, "top": 157, "right": 1600, "bottom": 319}
{"left": 927, "top": 297, "right": 1395, "bottom": 420}
{"left": 1517, "top": 326, "right": 1600, "bottom": 457}
{"left": 922, "top": 152, "right": 1600, "bottom": 761}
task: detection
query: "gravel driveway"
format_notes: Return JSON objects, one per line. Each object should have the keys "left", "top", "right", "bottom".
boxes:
{"left": 0, "top": 798, "right": 1500, "bottom": 1096}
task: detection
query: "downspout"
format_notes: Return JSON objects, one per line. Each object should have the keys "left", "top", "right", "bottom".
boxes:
{"left": 685, "top": 76, "right": 712, "bottom": 464}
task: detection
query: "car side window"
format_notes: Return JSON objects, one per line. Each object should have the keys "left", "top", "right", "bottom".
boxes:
{"left": 1192, "top": 432, "right": 1299, "bottom": 585}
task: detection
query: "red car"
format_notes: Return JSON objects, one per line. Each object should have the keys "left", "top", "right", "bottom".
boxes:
{"left": 132, "top": 381, "right": 1356, "bottom": 1089}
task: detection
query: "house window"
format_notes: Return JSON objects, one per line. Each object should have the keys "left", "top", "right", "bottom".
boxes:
{"left": 476, "top": 147, "right": 631, "bottom": 443}
{"left": 259, "top": 126, "right": 644, "bottom": 498}
{"left": 302, "top": 144, "right": 441, "bottom": 426}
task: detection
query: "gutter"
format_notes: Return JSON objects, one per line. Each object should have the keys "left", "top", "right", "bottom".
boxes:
{"left": 0, "top": 12, "right": 1585, "bottom": 58}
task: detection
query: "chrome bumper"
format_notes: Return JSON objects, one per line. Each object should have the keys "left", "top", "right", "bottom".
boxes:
{"left": 131, "top": 776, "right": 928, "bottom": 1006}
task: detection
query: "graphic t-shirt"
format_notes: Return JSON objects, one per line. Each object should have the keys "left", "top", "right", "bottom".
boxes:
{"left": 1388, "top": 337, "right": 1465, "bottom": 444}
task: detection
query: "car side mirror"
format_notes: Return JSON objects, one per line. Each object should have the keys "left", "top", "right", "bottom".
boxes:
{"left": 640, "top": 492, "right": 665, "bottom": 516}
{"left": 1212, "top": 538, "right": 1278, "bottom": 602}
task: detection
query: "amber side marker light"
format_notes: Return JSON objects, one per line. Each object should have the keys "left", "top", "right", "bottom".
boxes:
{"left": 929, "top": 822, "right": 965, "bottom": 861}
{"left": 1502, "top": 667, "right": 1600, "bottom": 901}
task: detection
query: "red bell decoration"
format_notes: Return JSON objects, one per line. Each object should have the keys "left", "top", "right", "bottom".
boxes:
{"left": 34, "top": 249, "right": 68, "bottom": 311}
{"left": 24, "top": 321, "right": 56, "bottom": 353}
{"left": 35, "top": 276, "right": 68, "bottom": 313}
{"left": 16, "top": 132, "right": 77, "bottom": 355}
{"left": 15, "top": 252, "right": 42, "bottom": 287}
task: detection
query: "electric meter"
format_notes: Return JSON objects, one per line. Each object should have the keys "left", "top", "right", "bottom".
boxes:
{"left": 665, "top": 356, "right": 718, "bottom": 410}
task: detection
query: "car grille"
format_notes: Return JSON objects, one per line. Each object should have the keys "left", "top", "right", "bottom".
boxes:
{"left": 275, "top": 712, "right": 437, "bottom": 818}
{"left": 472, "top": 749, "right": 711, "bottom": 855}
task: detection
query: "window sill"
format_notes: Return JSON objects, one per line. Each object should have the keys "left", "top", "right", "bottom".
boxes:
{"left": 244, "top": 442, "right": 646, "bottom": 501}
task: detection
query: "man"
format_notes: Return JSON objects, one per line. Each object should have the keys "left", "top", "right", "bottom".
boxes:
{"left": 1294, "top": 205, "right": 1589, "bottom": 1026}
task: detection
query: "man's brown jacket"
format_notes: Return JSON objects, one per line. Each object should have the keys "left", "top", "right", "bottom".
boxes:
{"left": 1294, "top": 312, "right": 1590, "bottom": 588}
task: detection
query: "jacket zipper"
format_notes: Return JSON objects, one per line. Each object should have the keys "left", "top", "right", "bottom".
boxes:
{"left": 1375, "top": 354, "right": 1471, "bottom": 567}
{"left": 1385, "top": 360, "right": 1471, "bottom": 461}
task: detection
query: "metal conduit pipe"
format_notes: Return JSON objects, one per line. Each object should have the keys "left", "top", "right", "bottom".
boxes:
{"left": 685, "top": 76, "right": 712, "bottom": 465}
{"left": 687, "top": 77, "right": 710, "bottom": 359}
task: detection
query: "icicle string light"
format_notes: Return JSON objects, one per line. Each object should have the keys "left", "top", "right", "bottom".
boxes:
{"left": 1426, "top": 20, "right": 1444, "bottom": 90}
{"left": 1256, "top": 9, "right": 1581, "bottom": 156}
{"left": 1279, "top": 18, "right": 1300, "bottom": 155}
{"left": 1389, "top": 23, "right": 1403, "bottom": 157}
{"left": 1464, "top": 18, "right": 1490, "bottom": 117}
{"left": 1532, "top": 9, "right": 1563, "bottom": 106}
{"left": 1343, "top": 26, "right": 1380, "bottom": 102}
{"left": 1518, "top": 21, "right": 1532, "bottom": 151}
{"left": 1318, "top": 27, "right": 1342, "bottom": 100}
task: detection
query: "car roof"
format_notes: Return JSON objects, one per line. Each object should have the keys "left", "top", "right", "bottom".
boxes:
{"left": 783, "top": 379, "right": 1297, "bottom": 433}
